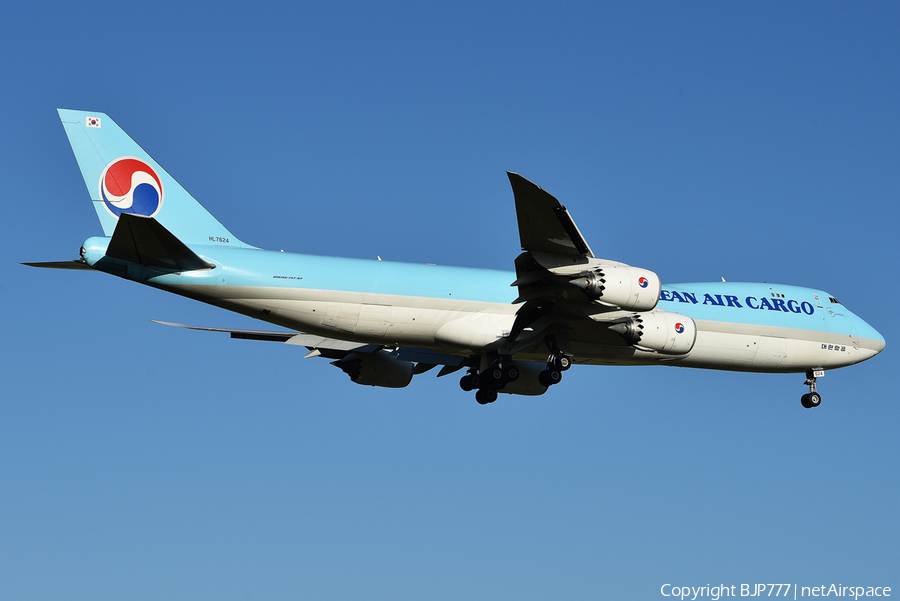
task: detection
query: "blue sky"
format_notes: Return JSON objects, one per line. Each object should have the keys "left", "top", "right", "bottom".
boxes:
{"left": 2, "top": 2, "right": 898, "bottom": 599}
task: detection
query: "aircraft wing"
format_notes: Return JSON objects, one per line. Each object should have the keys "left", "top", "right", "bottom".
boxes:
{"left": 503, "top": 173, "right": 661, "bottom": 358}
{"left": 509, "top": 172, "right": 594, "bottom": 258}
{"left": 152, "top": 320, "right": 374, "bottom": 349}
{"left": 151, "top": 321, "right": 466, "bottom": 375}
{"left": 504, "top": 173, "right": 598, "bottom": 357}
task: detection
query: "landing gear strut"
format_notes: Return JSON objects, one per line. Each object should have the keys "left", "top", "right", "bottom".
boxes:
{"left": 538, "top": 354, "right": 570, "bottom": 388}
{"left": 801, "top": 368, "right": 824, "bottom": 408}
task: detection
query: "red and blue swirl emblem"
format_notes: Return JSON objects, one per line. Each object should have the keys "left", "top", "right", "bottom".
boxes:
{"left": 638, "top": 277, "right": 649, "bottom": 288}
{"left": 675, "top": 323, "right": 685, "bottom": 334}
{"left": 98, "top": 157, "right": 164, "bottom": 218}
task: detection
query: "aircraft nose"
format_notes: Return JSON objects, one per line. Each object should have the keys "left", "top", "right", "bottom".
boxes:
{"left": 863, "top": 331, "right": 886, "bottom": 358}
{"left": 854, "top": 315, "right": 885, "bottom": 362}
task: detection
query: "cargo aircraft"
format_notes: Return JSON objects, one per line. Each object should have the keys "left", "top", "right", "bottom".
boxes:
{"left": 28, "top": 109, "right": 885, "bottom": 407}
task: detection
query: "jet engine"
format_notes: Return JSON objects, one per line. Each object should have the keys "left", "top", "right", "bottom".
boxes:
{"left": 568, "top": 265, "right": 661, "bottom": 312}
{"left": 608, "top": 311, "right": 697, "bottom": 355}
{"left": 331, "top": 351, "right": 414, "bottom": 388}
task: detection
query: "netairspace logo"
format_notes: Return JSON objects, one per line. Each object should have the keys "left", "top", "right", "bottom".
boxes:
{"left": 660, "top": 583, "right": 892, "bottom": 600}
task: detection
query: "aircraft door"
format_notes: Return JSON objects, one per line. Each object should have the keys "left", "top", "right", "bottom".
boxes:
{"left": 320, "top": 304, "right": 360, "bottom": 333}
{"left": 753, "top": 336, "right": 787, "bottom": 368}
{"left": 321, "top": 305, "right": 340, "bottom": 328}
{"left": 356, "top": 304, "right": 392, "bottom": 338}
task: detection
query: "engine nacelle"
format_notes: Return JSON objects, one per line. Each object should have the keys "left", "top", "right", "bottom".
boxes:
{"left": 608, "top": 311, "right": 696, "bottom": 355}
{"left": 331, "top": 351, "right": 414, "bottom": 388}
{"left": 569, "top": 265, "right": 661, "bottom": 312}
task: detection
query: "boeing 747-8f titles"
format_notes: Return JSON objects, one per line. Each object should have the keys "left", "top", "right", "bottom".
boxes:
{"left": 27, "top": 109, "right": 885, "bottom": 407}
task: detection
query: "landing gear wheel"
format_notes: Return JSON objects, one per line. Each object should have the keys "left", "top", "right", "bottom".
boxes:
{"left": 801, "top": 369, "right": 823, "bottom": 409}
{"left": 548, "top": 355, "right": 572, "bottom": 371}
{"left": 487, "top": 368, "right": 507, "bottom": 388}
{"left": 505, "top": 365, "right": 520, "bottom": 382}
{"left": 475, "top": 389, "right": 498, "bottom": 405}
{"left": 460, "top": 375, "right": 475, "bottom": 392}
{"left": 539, "top": 369, "right": 562, "bottom": 387}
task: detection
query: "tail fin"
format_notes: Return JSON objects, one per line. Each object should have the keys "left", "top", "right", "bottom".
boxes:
{"left": 57, "top": 109, "right": 249, "bottom": 248}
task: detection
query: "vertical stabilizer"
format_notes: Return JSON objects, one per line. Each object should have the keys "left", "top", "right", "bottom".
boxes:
{"left": 57, "top": 109, "right": 248, "bottom": 248}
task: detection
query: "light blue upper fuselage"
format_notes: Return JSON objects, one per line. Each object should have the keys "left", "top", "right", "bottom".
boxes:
{"left": 657, "top": 281, "right": 883, "bottom": 344}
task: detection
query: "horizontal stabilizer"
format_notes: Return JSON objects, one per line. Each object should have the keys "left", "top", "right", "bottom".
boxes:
{"left": 22, "top": 259, "right": 94, "bottom": 270}
{"left": 508, "top": 172, "right": 594, "bottom": 257}
{"left": 107, "top": 214, "right": 214, "bottom": 272}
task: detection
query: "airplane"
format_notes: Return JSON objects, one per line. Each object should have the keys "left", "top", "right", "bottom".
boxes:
{"left": 27, "top": 109, "right": 885, "bottom": 407}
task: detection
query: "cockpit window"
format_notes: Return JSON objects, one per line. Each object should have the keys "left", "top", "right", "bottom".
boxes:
{"left": 829, "top": 297, "right": 841, "bottom": 305}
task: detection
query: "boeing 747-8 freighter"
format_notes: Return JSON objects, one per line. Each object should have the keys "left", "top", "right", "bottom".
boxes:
{"left": 27, "top": 110, "right": 885, "bottom": 407}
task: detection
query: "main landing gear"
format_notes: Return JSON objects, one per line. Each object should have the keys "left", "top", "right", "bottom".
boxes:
{"left": 538, "top": 354, "right": 570, "bottom": 388}
{"left": 539, "top": 335, "right": 572, "bottom": 389}
{"left": 459, "top": 354, "right": 571, "bottom": 405}
{"left": 801, "top": 368, "right": 824, "bottom": 409}
{"left": 459, "top": 361, "right": 521, "bottom": 405}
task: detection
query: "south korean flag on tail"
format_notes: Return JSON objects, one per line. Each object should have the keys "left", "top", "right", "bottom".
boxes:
{"left": 86, "top": 116, "right": 101, "bottom": 128}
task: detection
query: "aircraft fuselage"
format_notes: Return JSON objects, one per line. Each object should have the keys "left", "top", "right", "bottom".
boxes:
{"left": 81, "top": 236, "right": 884, "bottom": 374}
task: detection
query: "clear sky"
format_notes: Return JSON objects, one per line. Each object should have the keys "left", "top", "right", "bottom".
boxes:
{"left": 2, "top": 2, "right": 898, "bottom": 599}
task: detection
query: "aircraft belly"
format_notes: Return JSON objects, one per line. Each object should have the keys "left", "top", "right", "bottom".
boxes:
{"left": 274, "top": 299, "right": 485, "bottom": 346}
{"left": 154, "top": 283, "right": 869, "bottom": 372}
{"left": 320, "top": 303, "right": 360, "bottom": 333}
{"left": 685, "top": 330, "right": 761, "bottom": 368}
{"left": 164, "top": 283, "right": 520, "bottom": 349}
{"left": 356, "top": 304, "right": 390, "bottom": 336}
{"left": 677, "top": 320, "right": 862, "bottom": 372}
{"left": 755, "top": 336, "right": 787, "bottom": 369}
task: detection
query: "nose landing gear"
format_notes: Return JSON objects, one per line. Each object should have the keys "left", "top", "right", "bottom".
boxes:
{"left": 801, "top": 368, "right": 824, "bottom": 408}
